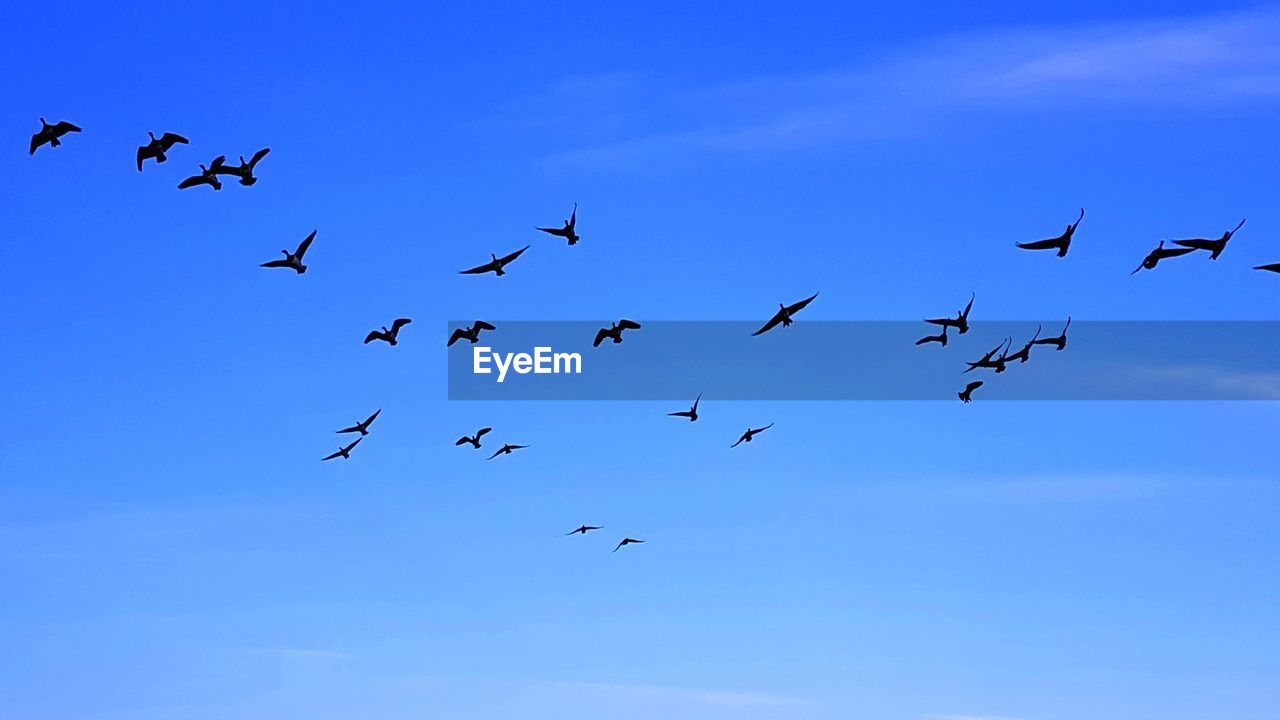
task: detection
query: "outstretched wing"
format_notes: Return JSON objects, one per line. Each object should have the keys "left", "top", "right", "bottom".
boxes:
{"left": 593, "top": 328, "right": 609, "bottom": 347}
{"left": 730, "top": 435, "right": 746, "bottom": 448}
{"left": 669, "top": 410, "right": 694, "bottom": 418}
{"left": 752, "top": 310, "right": 784, "bottom": 336}
{"left": 691, "top": 393, "right": 701, "bottom": 411}
{"left": 391, "top": 318, "right": 412, "bottom": 333}
{"left": 618, "top": 319, "right": 641, "bottom": 330}
{"left": 1016, "top": 237, "right": 1063, "bottom": 251}
{"left": 567, "top": 203, "right": 577, "bottom": 228}
{"left": 260, "top": 258, "right": 291, "bottom": 268}
{"left": 343, "top": 437, "right": 363, "bottom": 453}
{"left": 784, "top": 292, "right": 818, "bottom": 315}
{"left": 966, "top": 381, "right": 984, "bottom": 392}
{"left": 158, "top": 132, "right": 189, "bottom": 150}
{"left": 363, "top": 409, "right": 381, "bottom": 427}
{"left": 1254, "top": 263, "right": 1280, "bottom": 273}
{"left": 336, "top": 422, "right": 362, "bottom": 434}
{"left": 321, "top": 449, "right": 343, "bottom": 461}
{"left": 752, "top": 422, "right": 774, "bottom": 434}
{"left": 499, "top": 245, "right": 530, "bottom": 264}
{"left": 53, "top": 121, "right": 81, "bottom": 134}
{"left": 487, "top": 447, "right": 503, "bottom": 460}
{"left": 363, "top": 331, "right": 383, "bottom": 344}
{"left": 536, "top": 226, "right": 569, "bottom": 238}
{"left": 29, "top": 131, "right": 45, "bottom": 155}
{"left": 455, "top": 436, "right": 471, "bottom": 446}
{"left": 1172, "top": 238, "right": 1214, "bottom": 250}
{"left": 474, "top": 320, "right": 496, "bottom": 331}
{"left": 247, "top": 147, "right": 270, "bottom": 169}
{"left": 447, "top": 328, "right": 466, "bottom": 346}
{"left": 295, "top": 230, "right": 316, "bottom": 259}
{"left": 177, "top": 175, "right": 206, "bottom": 189}
{"left": 460, "top": 260, "right": 494, "bottom": 274}
{"left": 476, "top": 427, "right": 492, "bottom": 438}
{"left": 961, "top": 293, "right": 975, "bottom": 317}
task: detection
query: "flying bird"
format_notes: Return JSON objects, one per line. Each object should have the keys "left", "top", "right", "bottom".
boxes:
{"left": 926, "top": 293, "right": 975, "bottom": 334}
{"left": 336, "top": 409, "right": 381, "bottom": 436}
{"left": 321, "top": 437, "right": 362, "bottom": 461}
{"left": 731, "top": 423, "right": 773, "bottom": 447}
{"left": 448, "top": 321, "right": 496, "bottom": 347}
{"left": 915, "top": 325, "right": 948, "bottom": 347}
{"left": 259, "top": 230, "right": 316, "bottom": 274}
{"left": 752, "top": 293, "right": 819, "bottom": 336}
{"left": 959, "top": 380, "right": 983, "bottom": 403}
{"left": 455, "top": 427, "right": 492, "bottom": 449}
{"left": 1172, "top": 218, "right": 1245, "bottom": 260}
{"left": 1016, "top": 208, "right": 1084, "bottom": 257}
{"left": 566, "top": 524, "right": 602, "bottom": 536}
{"left": 177, "top": 156, "right": 227, "bottom": 190}
{"left": 613, "top": 537, "right": 645, "bottom": 552}
{"left": 364, "top": 318, "right": 412, "bottom": 346}
{"left": 1001, "top": 326, "right": 1041, "bottom": 364}
{"left": 214, "top": 147, "right": 270, "bottom": 186}
{"left": 963, "top": 338, "right": 1011, "bottom": 374}
{"left": 29, "top": 118, "right": 81, "bottom": 155}
{"left": 593, "top": 319, "right": 641, "bottom": 347}
{"left": 487, "top": 443, "right": 528, "bottom": 460}
{"left": 536, "top": 203, "right": 580, "bottom": 245}
{"left": 1132, "top": 241, "right": 1194, "bottom": 274}
{"left": 460, "top": 245, "right": 529, "bottom": 276}
{"left": 136, "top": 131, "right": 189, "bottom": 171}
{"left": 668, "top": 393, "right": 701, "bottom": 421}
{"left": 1031, "top": 317, "right": 1071, "bottom": 351}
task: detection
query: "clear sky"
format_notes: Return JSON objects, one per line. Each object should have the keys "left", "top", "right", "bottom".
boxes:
{"left": 2, "top": 3, "right": 1279, "bottom": 719}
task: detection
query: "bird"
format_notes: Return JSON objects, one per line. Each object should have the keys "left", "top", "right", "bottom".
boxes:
{"left": 1001, "top": 326, "right": 1041, "bottom": 364}
{"left": 926, "top": 293, "right": 975, "bottom": 334}
{"left": 460, "top": 245, "right": 529, "bottom": 276}
{"left": 668, "top": 393, "right": 701, "bottom": 421}
{"left": 455, "top": 427, "right": 493, "bottom": 449}
{"left": 259, "top": 230, "right": 316, "bottom": 274}
{"left": 613, "top": 537, "right": 645, "bottom": 552}
{"left": 566, "top": 524, "right": 602, "bottom": 536}
{"left": 963, "top": 338, "right": 1011, "bottom": 374}
{"left": 321, "top": 437, "right": 362, "bottom": 461}
{"left": 29, "top": 118, "right": 81, "bottom": 155}
{"left": 1254, "top": 263, "right": 1280, "bottom": 274}
{"left": 135, "top": 131, "right": 189, "bottom": 171}
{"left": 536, "top": 203, "right": 580, "bottom": 245}
{"left": 731, "top": 423, "right": 773, "bottom": 447}
{"left": 1016, "top": 208, "right": 1084, "bottom": 257}
{"left": 915, "top": 325, "right": 948, "bottom": 347}
{"left": 752, "top": 293, "right": 819, "bottom": 336}
{"left": 593, "top": 319, "right": 641, "bottom": 347}
{"left": 1132, "top": 241, "right": 1195, "bottom": 274}
{"left": 336, "top": 409, "right": 381, "bottom": 436}
{"left": 448, "top": 321, "right": 496, "bottom": 347}
{"left": 214, "top": 147, "right": 270, "bottom": 186}
{"left": 1031, "top": 317, "right": 1071, "bottom": 351}
{"left": 177, "top": 156, "right": 227, "bottom": 190}
{"left": 487, "top": 443, "right": 528, "bottom": 460}
{"left": 1172, "top": 218, "right": 1245, "bottom": 260}
{"left": 364, "top": 318, "right": 412, "bottom": 346}
{"left": 958, "top": 380, "right": 983, "bottom": 403}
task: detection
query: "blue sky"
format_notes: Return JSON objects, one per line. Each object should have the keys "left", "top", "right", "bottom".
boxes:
{"left": 2, "top": 2, "right": 1280, "bottom": 719}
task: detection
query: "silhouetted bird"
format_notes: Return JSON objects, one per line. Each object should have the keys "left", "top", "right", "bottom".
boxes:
{"left": 487, "top": 443, "right": 528, "bottom": 460}
{"left": 1254, "top": 263, "right": 1280, "bottom": 274}
{"left": 322, "top": 437, "right": 362, "bottom": 461}
{"left": 214, "top": 147, "right": 270, "bottom": 186}
{"left": 613, "top": 537, "right": 645, "bottom": 552}
{"left": 177, "top": 156, "right": 227, "bottom": 191}
{"left": 537, "top": 203, "right": 580, "bottom": 245}
{"left": 460, "top": 245, "right": 529, "bottom": 276}
{"left": 1016, "top": 208, "right": 1084, "bottom": 257}
{"left": 731, "top": 423, "right": 773, "bottom": 447}
{"left": 566, "top": 524, "right": 602, "bottom": 536}
{"left": 668, "top": 393, "right": 701, "bottom": 421}
{"left": 1002, "top": 326, "right": 1041, "bottom": 364}
{"left": 1132, "top": 241, "right": 1194, "bottom": 274}
{"left": 915, "top": 325, "right": 948, "bottom": 347}
{"left": 593, "top": 319, "right": 641, "bottom": 347}
{"left": 959, "top": 380, "right": 983, "bottom": 403}
{"left": 448, "top": 321, "right": 496, "bottom": 347}
{"left": 364, "top": 318, "right": 412, "bottom": 346}
{"left": 753, "top": 293, "right": 819, "bottom": 336}
{"left": 336, "top": 409, "right": 381, "bottom": 436}
{"left": 136, "top": 131, "right": 188, "bottom": 171}
{"left": 259, "top": 230, "right": 316, "bottom": 274}
{"left": 1031, "top": 317, "right": 1071, "bottom": 351}
{"left": 29, "top": 118, "right": 81, "bottom": 155}
{"left": 1172, "top": 218, "right": 1245, "bottom": 260}
{"left": 964, "top": 338, "right": 1011, "bottom": 373}
{"left": 926, "top": 293, "right": 975, "bottom": 334}
{"left": 455, "top": 427, "right": 492, "bottom": 449}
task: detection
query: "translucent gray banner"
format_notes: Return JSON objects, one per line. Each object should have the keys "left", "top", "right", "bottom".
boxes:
{"left": 446, "top": 321, "right": 1280, "bottom": 400}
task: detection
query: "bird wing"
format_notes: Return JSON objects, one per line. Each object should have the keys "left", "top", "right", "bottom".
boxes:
{"left": 499, "top": 245, "right": 530, "bottom": 264}
{"left": 536, "top": 226, "right": 570, "bottom": 237}
{"left": 752, "top": 311, "right": 784, "bottom": 336}
{"left": 447, "top": 328, "right": 466, "bottom": 346}
{"left": 210, "top": 155, "right": 227, "bottom": 168}
{"left": 509, "top": 444, "right": 528, "bottom": 451}
{"left": 1016, "top": 237, "right": 1063, "bottom": 250}
{"left": 730, "top": 435, "right": 746, "bottom": 448}
{"left": 476, "top": 427, "right": 492, "bottom": 438}
{"left": 136, "top": 146, "right": 149, "bottom": 171}
{"left": 692, "top": 393, "right": 701, "bottom": 411}
{"left": 487, "top": 448, "right": 503, "bottom": 460}
{"left": 158, "top": 132, "right": 189, "bottom": 149}
{"left": 966, "top": 381, "right": 984, "bottom": 392}
{"left": 391, "top": 318, "right": 412, "bottom": 333}
{"left": 53, "top": 121, "right": 81, "bottom": 134}
{"left": 460, "top": 260, "right": 494, "bottom": 274}
{"left": 177, "top": 175, "right": 206, "bottom": 189}
{"left": 1072, "top": 207, "right": 1085, "bottom": 229}
{"left": 321, "top": 449, "right": 343, "bottom": 461}
{"left": 1172, "top": 238, "right": 1214, "bottom": 250}
{"left": 455, "top": 437, "right": 471, "bottom": 446}
{"left": 669, "top": 410, "right": 694, "bottom": 418}
{"left": 336, "top": 423, "right": 362, "bottom": 434}
{"left": 344, "top": 438, "right": 363, "bottom": 453}
{"left": 364, "top": 331, "right": 383, "bottom": 344}
{"left": 593, "top": 329, "right": 609, "bottom": 347}
{"left": 248, "top": 147, "right": 270, "bottom": 169}
{"left": 785, "top": 293, "right": 819, "bottom": 314}
{"left": 924, "top": 317, "right": 954, "bottom": 327}
{"left": 618, "top": 319, "right": 641, "bottom": 330}
{"left": 295, "top": 230, "right": 316, "bottom": 259}
{"left": 613, "top": 540, "right": 626, "bottom": 552}
{"left": 474, "top": 320, "right": 496, "bottom": 331}
{"left": 1162, "top": 246, "right": 1197, "bottom": 258}
{"left": 568, "top": 204, "right": 577, "bottom": 228}
{"left": 1229, "top": 218, "right": 1246, "bottom": 236}
{"left": 962, "top": 293, "right": 975, "bottom": 317}
{"left": 1254, "top": 263, "right": 1280, "bottom": 273}
{"left": 753, "top": 423, "right": 774, "bottom": 433}
{"left": 363, "top": 409, "right": 381, "bottom": 427}
{"left": 260, "top": 258, "right": 292, "bottom": 268}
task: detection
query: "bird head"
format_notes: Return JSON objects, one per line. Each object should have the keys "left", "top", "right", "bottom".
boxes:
{"left": 39, "top": 117, "right": 48, "bottom": 126}
{"left": 148, "top": 131, "right": 157, "bottom": 140}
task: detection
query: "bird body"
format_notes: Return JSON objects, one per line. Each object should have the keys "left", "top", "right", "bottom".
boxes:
{"left": 461, "top": 246, "right": 529, "bottom": 276}
{"left": 593, "top": 319, "right": 641, "bottom": 347}
{"left": 136, "top": 131, "right": 188, "bottom": 171}
{"left": 29, "top": 118, "right": 81, "bottom": 155}
{"left": 536, "top": 203, "right": 580, "bottom": 245}
{"left": 448, "top": 321, "right": 496, "bottom": 347}
{"left": 260, "top": 230, "right": 316, "bottom": 274}
{"left": 364, "top": 318, "right": 412, "bottom": 346}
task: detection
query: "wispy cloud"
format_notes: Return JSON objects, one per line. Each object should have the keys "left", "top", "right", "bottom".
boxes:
{"left": 529, "top": 7, "right": 1280, "bottom": 166}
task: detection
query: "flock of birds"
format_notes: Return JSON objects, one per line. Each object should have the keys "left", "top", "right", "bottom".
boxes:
{"left": 29, "top": 118, "right": 1268, "bottom": 553}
